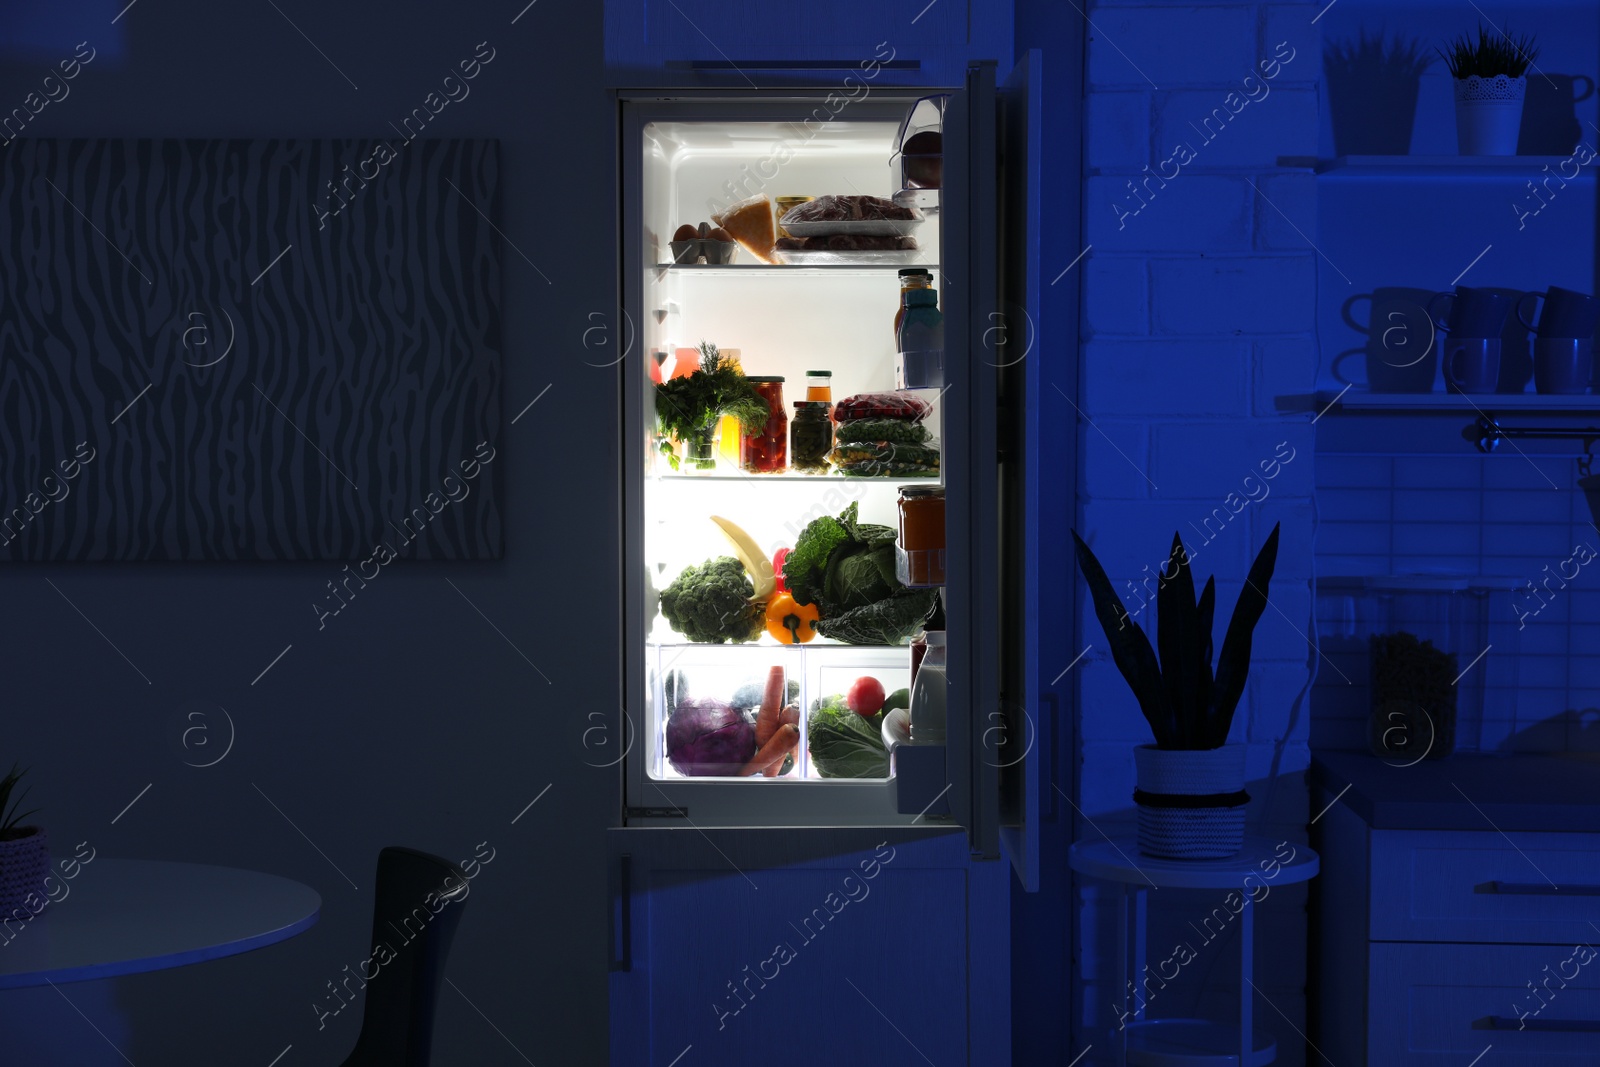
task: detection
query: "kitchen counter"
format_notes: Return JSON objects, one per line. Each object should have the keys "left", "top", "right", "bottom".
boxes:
{"left": 1311, "top": 749, "right": 1600, "bottom": 832}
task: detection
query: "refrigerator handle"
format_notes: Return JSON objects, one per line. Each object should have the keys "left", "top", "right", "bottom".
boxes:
{"left": 1041, "top": 691, "right": 1059, "bottom": 822}
{"left": 610, "top": 853, "right": 633, "bottom": 973}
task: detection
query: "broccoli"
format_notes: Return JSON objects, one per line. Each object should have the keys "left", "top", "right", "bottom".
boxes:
{"left": 659, "top": 557, "right": 765, "bottom": 644}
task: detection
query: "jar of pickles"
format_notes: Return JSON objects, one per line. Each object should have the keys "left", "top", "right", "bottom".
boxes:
{"left": 791, "top": 401, "right": 832, "bottom": 473}
{"left": 741, "top": 376, "right": 787, "bottom": 473}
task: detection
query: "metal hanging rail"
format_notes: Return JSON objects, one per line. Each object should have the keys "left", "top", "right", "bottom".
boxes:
{"left": 1466, "top": 416, "right": 1600, "bottom": 457}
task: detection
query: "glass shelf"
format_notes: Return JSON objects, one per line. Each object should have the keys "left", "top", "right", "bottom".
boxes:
{"left": 652, "top": 261, "right": 941, "bottom": 274}
{"left": 648, "top": 639, "right": 915, "bottom": 651}
{"left": 648, "top": 471, "right": 939, "bottom": 485}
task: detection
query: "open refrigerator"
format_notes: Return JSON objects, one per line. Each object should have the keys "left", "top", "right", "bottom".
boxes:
{"left": 616, "top": 58, "right": 1048, "bottom": 888}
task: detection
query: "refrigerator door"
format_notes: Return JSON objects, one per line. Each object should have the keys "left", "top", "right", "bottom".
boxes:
{"left": 945, "top": 57, "right": 1048, "bottom": 889}
{"left": 997, "top": 52, "right": 1048, "bottom": 892}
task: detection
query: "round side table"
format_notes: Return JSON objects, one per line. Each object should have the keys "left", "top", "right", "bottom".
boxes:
{"left": 1069, "top": 836, "right": 1320, "bottom": 1067}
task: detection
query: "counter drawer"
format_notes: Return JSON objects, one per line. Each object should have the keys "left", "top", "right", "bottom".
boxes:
{"left": 1371, "top": 830, "right": 1600, "bottom": 943}
{"left": 1370, "top": 943, "right": 1600, "bottom": 1066}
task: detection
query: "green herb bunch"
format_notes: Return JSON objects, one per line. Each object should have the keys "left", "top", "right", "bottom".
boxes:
{"left": 0, "top": 764, "right": 39, "bottom": 841}
{"left": 653, "top": 342, "right": 770, "bottom": 471}
{"left": 1325, "top": 28, "right": 1433, "bottom": 79}
{"left": 1439, "top": 25, "right": 1539, "bottom": 79}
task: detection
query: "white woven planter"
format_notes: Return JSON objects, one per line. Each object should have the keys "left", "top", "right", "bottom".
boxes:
{"left": 1134, "top": 745, "right": 1248, "bottom": 860}
{"left": 0, "top": 829, "right": 50, "bottom": 918}
{"left": 1453, "top": 75, "right": 1527, "bottom": 156}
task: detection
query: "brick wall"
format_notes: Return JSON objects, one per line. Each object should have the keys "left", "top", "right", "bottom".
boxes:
{"left": 1074, "top": 4, "right": 1321, "bottom": 1061}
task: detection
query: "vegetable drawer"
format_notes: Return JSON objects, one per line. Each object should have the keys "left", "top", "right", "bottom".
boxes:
{"left": 1369, "top": 943, "right": 1600, "bottom": 1066}
{"left": 1370, "top": 829, "right": 1600, "bottom": 943}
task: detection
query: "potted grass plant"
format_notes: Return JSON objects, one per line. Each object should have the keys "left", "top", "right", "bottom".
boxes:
{"left": 0, "top": 764, "right": 49, "bottom": 917}
{"left": 1440, "top": 25, "right": 1540, "bottom": 155}
{"left": 1073, "top": 525, "right": 1281, "bottom": 859}
{"left": 1324, "top": 28, "right": 1433, "bottom": 156}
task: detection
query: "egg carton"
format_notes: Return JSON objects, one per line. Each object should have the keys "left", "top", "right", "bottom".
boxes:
{"left": 669, "top": 221, "right": 740, "bottom": 265}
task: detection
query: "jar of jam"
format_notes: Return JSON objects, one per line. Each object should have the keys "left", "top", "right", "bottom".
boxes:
{"left": 791, "top": 401, "right": 832, "bottom": 473}
{"left": 805, "top": 371, "right": 832, "bottom": 403}
{"left": 741, "top": 376, "right": 787, "bottom": 473}
{"left": 896, "top": 486, "right": 945, "bottom": 586}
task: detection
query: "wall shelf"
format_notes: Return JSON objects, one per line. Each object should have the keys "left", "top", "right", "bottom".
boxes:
{"left": 1312, "top": 390, "right": 1600, "bottom": 413}
{"left": 1292, "top": 155, "right": 1593, "bottom": 178}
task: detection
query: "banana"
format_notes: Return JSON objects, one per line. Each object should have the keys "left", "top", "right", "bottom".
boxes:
{"left": 710, "top": 515, "right": 775, "bottom": 601}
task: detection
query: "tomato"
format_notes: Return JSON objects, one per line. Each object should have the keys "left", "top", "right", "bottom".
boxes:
{"left": 847, "top": 676, "right": 886, "bottom": 716}
{"left": 771, "top": 547, "right": 790, "bottom": 593}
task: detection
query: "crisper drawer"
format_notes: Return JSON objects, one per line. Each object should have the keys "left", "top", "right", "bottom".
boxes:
{"left": 1371, "top": 829, "right": 1600, "bottom": 943}
{"left": 1370, "top": 943, "right": 1600, "bottom": 1066}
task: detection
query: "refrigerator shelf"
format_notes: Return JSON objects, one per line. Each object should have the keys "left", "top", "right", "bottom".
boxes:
{"left": 647, "top": 639, "right": 918, "bottom": 651}
{"left": 648, "top": 471, "right": 940, "bottom": 486}
{"left": 651, "top": 262, "right": 941, "bottom": 275}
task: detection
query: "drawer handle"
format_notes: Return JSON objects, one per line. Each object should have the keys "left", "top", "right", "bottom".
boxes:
{"left": 1478, "top": 1016, "right": 1600, "bottom": 1033}
{"left": 1478, "top": 880, "right": 1600, "bottom": 896}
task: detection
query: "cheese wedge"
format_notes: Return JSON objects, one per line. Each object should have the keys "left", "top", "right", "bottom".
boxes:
{"left": 711, "top": 195, "right": 778, "bottom": 264}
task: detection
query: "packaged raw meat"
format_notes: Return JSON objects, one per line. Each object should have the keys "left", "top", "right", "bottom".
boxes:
{"left": 780, "top": 195, "right": 917, "bottom": 225}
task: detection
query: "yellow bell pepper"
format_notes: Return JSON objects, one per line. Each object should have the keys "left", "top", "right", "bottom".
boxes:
{"left": 765, "top": 593, "right": 820, "bottom": 644}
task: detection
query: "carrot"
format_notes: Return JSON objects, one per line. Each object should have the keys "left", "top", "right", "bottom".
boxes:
{"left": 755, "top": 666, "right": 785, "bottom": 745}
{"left": 764, "top": 705, "right": 801, "bottom": 777}
{"left": 742, "top": 723, "right": 798, "bottom": 776}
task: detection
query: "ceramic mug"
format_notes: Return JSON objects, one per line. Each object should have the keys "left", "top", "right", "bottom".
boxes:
{"left": 1341, "top": 288, "right": 1438, "bottom": 392}
{"left": 1534, "top": 337, "right": 1593, "bottom": 395}
{"left": 1428, "top": 286, "right": 1515, "bottom": 337}
{"left": 1444, "top": 337, "right": 1501, "bottom": 394}
{"left": 1517, "top": 286, "right": 1600, "bottom": 339}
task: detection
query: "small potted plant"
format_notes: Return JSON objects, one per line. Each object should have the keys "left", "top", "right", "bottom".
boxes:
{"left": 0, "top": 764, "right": 49, "bottom": 916}
{"left": 1073, "top": 525, "right": 1281, "bottom": 859}
{"left": 1440, "top": 25, "right": 1540, "bottom": 156}
{"left": 1324, "top": 28, "right": 1433, "bottom": 156}
{"left": 653, "top": 341, "right": 769, "bottom": 472}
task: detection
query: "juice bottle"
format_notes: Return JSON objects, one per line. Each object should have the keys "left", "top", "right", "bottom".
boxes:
{"left": 896, "top": 284, "right": 944, "bottom": 390}
{"left": 894, "top": 269, "right": 933, "bottom": 338}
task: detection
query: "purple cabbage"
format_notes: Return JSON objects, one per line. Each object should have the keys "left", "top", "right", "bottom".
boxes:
{"left": 666, "top": 697, "right": 756, "bottom": 776}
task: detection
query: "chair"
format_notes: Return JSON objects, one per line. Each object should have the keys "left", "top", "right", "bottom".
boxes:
{"left": 340, "top": 847, "right": 471, "bottom": 1067}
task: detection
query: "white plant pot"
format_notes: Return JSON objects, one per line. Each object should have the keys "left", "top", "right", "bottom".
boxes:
{"left": 1134, "top": 745, "right": 1247, "bottom": 860}
{"left": 0, "top": 829, "right": 50, "bottom": 918}
{"left": 1453, "top": 75, "right": 1527, "bottom": 156}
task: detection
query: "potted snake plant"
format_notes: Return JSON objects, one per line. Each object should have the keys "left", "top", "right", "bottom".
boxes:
{"left": 0, "top": 764, "right": 49, "bottom": 917}
{"left": 1073, "top": 525, "right": 1281, "bottom": 859}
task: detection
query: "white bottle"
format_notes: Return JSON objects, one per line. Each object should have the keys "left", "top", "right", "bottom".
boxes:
{"left": 908, "top": 631, "right": 947, "bottom": 744}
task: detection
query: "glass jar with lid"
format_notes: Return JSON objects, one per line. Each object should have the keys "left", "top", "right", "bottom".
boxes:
{"left": 896, "top": 486, "right": 945, "bottom": 586}
{"left": 790, "top": 401, "right": 832, "bottom": 473}
{"left": 740, "top": 377, "right": 787, "bottom": 473}
{"left": 805, "top": 370, "right": 832, "bottom": 404}
{"left": 1315, "top": 576, "right": 1518, "bottom": 759}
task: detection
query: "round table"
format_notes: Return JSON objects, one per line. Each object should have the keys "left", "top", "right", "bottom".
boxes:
{"left": 1069, "top": 837, "right": 1320, "bottom": 1067}
{"left": 0, "top": 858, "right": 320, "bottom": 989}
